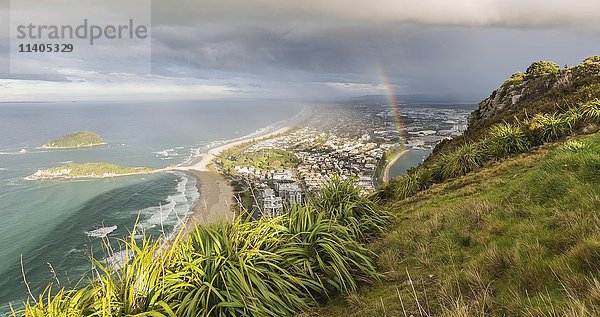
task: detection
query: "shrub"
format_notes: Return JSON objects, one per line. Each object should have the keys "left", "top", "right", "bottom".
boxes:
{"left": 440, "top": 143, "right": 486, "bottom": 179}
{"left": 525, "top": 61, "right": 560, "bottom": 78}
{"left": 429, "top": 156, "right": 451, "bottom": 183}
{"left": 526, "top": 113, "right": 572, "bottom": 143}
{"left": 563, "top": 107, "right": 585, "bottom": 130}
{"left": 163, "top": 222, "right": 313, "bottom": 317}
{"left": 278, "top": 205, "right": 380, "bottom": 295}
{"left": 315, "top": 177, "right": 390, "bottom": 239}
{"left": 391, "top": 168, "right": 433, "bottom": 200}
{"left": 485, "top": 122, "right": 531, "bottom": 158}
{"left": 503, "top": 72, "right": 525, "bottom": 87}
{"left": 580, "top": 99, "right": 600, "bottom": 123}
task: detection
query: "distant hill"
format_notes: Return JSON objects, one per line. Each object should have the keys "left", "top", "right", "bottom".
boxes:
{"left": 43, "top": 131, "right": 105, "bottom": 149}
{"left": 349, "top": 93, "right": 480, "bottom": 107}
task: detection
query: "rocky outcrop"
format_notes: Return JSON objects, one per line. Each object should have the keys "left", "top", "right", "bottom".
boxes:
{"left": 428, "top": 56, "right": 600, "bottom": 159}
{"left": 467, "top": 56, "right": 600, "bottom": 135}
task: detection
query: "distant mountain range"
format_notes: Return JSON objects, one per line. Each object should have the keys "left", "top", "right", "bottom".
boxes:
{"left": 347, "top": 93, "right": 480, "bottom": 107}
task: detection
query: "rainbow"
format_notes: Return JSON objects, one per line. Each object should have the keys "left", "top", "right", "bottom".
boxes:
{"left": 377, "top": 66, "right": 406, "bottom": 145}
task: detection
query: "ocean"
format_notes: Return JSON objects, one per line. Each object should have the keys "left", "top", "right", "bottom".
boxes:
{"left": 0, "top": 100, "right": 303, "bottom": 312}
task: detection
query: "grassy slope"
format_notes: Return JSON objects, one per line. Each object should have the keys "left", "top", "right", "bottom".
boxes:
{"left": 313, "top": 133, "right": 600, "bottom": 316}
{"left": 44, "top": 131, "right": 105, "bottom": 148}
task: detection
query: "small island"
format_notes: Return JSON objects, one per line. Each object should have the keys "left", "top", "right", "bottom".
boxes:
{"left": 26, "top": 162, "right": 158, "bottom": 180}
{"left": 43, "top": 131, "right": 106, "bottom": 149}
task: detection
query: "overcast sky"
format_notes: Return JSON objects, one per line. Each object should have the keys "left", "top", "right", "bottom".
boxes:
{"left": 1, "top": 0, "right": 600, "bottom": 102}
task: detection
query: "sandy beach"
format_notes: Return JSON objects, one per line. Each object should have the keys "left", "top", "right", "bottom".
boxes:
{"left": 175, "top": 170, "right": 235, "bottom": 237}
{"left": 383, "top": 149, "right": 410, "bottom": 182}
{"left": 183, "top": 124, "right": 296, "bottom": 172}
{"left": 174, "top": 105, "right": 313, "bottom": 235}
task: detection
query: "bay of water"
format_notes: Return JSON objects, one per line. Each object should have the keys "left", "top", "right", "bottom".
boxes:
{"left": 0, "top": 100, "right": 302, "bottom": 312}
{"left": 388, "top": 149, "right": 431, "bottom": 179}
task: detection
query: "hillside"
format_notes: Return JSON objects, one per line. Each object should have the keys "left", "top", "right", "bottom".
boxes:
{"left": 42, "top": 131, "right": 105, "bottom": 148}
{"left": 312, "top": 57, "right": 600, "bottom": 316}
{"left": 313, "top": 133, "right": 600, "bottom": 316}
{"left": 431, "top": 56, "right": 600, "bottom": 158}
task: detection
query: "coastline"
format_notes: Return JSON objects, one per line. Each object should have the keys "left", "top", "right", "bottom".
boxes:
{"left": 40, "top": 142, "right": 107, "bottom": 149}
{"left": 182, "top": 106, "right": 313, "bottom": 172}
{"left": 174, "top": 105, "right": 313, "bottom": 237}
{"left": 383, "top": 149, "right": 410, "bottom": 182}
{"left": 175, "top": 170, "right": 235, "bottom": 238}
{"left": 24, "top": 167, "right": 169, "bottom": 181}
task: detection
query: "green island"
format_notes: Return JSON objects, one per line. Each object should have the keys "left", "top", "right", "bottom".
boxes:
{"left": 42, "top": 130, "right": 106, "bottom": 148}
{"left": 14, "top": 57, "right": 600, "bottom": 317}
{"left": 27, "top": 162, "right": 157, "bottom": 180}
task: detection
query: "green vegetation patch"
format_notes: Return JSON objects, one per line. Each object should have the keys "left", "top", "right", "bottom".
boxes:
{"left": 219, "top": 147, "right": 299, "bottom": 174}
{"left": 45, "top": 162, "right": 155, "bottom": 176}
{"left": 43, "top": 131, "right": 105, "bottom": 148}
{"left": 525, "top": 60, "right": 560, "bottom": 78}
{"left": 502, "top": 72, "right": 525, "bottom": 87}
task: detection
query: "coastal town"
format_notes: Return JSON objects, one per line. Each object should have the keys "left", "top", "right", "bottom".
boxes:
{"left": 214, "top": 103, "right": 472, "bottom": 218}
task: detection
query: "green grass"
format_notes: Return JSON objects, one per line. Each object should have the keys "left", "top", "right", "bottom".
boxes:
{"left": 43, "top": 131, "right": 105, "bottom": 148}
{"left": 382, "top": 100, "right": 600, "bottom": 201}
{"left": 219, "top": 147, "right": 300, "bottom": 174}
{"left": 313, "top": 133, "right": 600, "bottom": 316}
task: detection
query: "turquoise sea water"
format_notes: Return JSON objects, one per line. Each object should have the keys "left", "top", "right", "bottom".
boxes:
{"left": 388, "top": 149, "right": 431, "bottom": 179}
{"left": 0, "top": 100, "right": 302, "bottom": 311}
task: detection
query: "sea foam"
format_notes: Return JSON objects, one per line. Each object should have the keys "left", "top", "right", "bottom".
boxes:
{"left": 137, "top": 172, "right": 199, "bottom": 239}
{"left": 85, "top": 225, "right": 117, "bottom": 238}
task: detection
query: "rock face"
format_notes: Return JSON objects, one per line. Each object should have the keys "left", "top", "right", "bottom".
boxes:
{"left": 467, "top": 56, "right": 600, "bottom": 135}
{"left": 428, "top": 56, "right": 600, "bottom": 159}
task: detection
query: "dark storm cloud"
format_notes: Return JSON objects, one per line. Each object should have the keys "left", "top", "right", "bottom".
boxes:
{"left": 2, "top": 0, "right": 600, "bottom": 101}
{"left": 150, "top": 20, "right": 600, "bottom": 99}
{"left": 150, "top": 0, "right": 600, "bottom": 30}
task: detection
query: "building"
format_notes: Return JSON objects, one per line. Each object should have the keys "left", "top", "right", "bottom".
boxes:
{"left": 275, "top": 182, "right": 303, "bottom": 206}
{"left": 260, "top": 189, "right": 283, "bottom": 218}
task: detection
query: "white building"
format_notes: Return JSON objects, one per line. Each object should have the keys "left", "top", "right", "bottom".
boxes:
{"left": 261, "top": 189, "right": 283, "bottom": 218}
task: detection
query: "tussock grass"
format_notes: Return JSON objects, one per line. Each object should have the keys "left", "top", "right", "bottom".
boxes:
{"left": 440, "top": 143, "right": 485, "bottom": 179}
{"left": 15, "top": 178, "right": 389, "bottom": 317}
{"left": 525, "top": 113, "right": 571, "bottom": 144}
{"left": 580, "top": 99, "right": 600, "bottom": 123}
{"left": 485, "top": 122, "right": 530, "bottom": 158}
{"left": 315, "top": 177, "right": 390, "bottom": 240}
